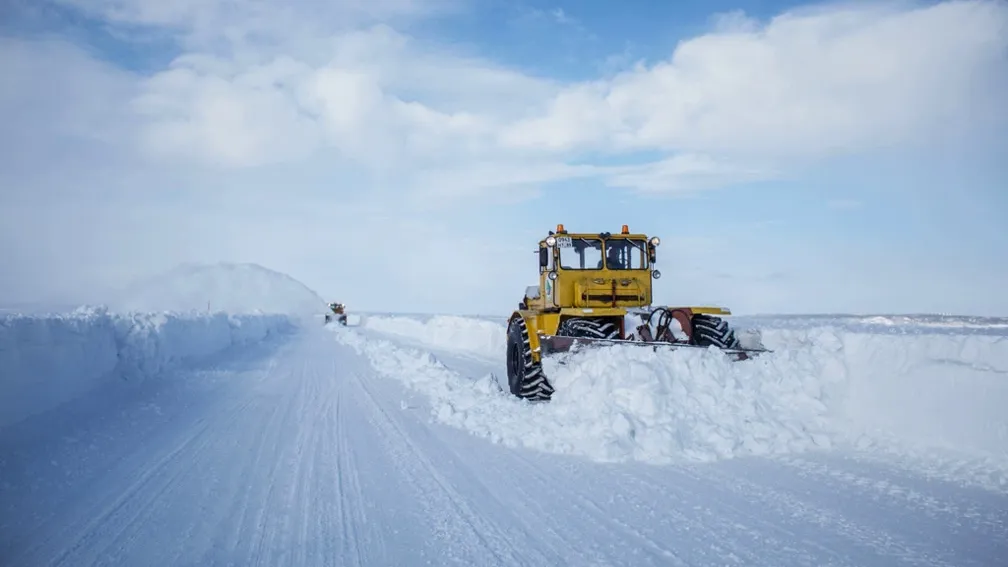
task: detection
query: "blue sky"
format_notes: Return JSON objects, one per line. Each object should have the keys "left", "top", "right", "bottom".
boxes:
{"left": 1, "top": 0, "right": 1006, "bottom": 316}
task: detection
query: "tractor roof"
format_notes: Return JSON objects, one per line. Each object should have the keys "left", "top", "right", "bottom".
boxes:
{"left": 547, "top": 224, "right": 650, "bottom": 239}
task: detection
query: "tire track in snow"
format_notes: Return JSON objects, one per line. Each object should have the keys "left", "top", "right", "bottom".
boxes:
{"left": 207, "top": 369, "right": 301, "bottom": 564}
{"left": 245, "top": 360, "right": 308, "bottom": 567}
{"left": 669, "top": 463, "right": 963, "bottom": 567}
{"left": 487, "top": 451, "right": 689, "bottom": 566}
{"left": 28, "top": 390, "right": 258, "bottom": 567}
{"left": 6, "top": 331, "right": 494, "bottom": 565}
{"left": 756, "top": 455, "right": 1008, "bottom": 567}
{"left": 777, "top": 455, "right": 1008, "bottom": 531}
{"left": 334, "top": 371, "right": 366, "bottom": 567}
{"left": 219, "top": 336, "right": 386, "bottom": 566}
{"left": 348, "top": 369, "right": 551, "bottom": 566}
{"left": 404, "top": 436, "right": 629, "bottom": 567}
{"left": 279, "top": 357, "right": 321, "bottom": 566}
{"left": 344, "top": 349, "right": 663, "bottom": 567}
{"left": 0, "top": 347, "right": 287, "bottom": 567}
{"left": 144, "top": 353, "right": 294, "bottom": 566}
{"left": 612, "top": 462, "right": 859, "bottom": 567}
{"left": 498, "top": 447, "right": 856, "bottom": 567}
{"left": 295, "top": 356, "right": 338, "bottom": 566}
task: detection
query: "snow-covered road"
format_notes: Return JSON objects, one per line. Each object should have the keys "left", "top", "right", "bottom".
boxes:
{"left": 2, "top": 323, "right": 1005, "bottom": 567}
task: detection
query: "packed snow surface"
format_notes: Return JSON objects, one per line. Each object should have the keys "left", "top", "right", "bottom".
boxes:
{"left": 0, "top": 306, "right": 293, "bottom": 428}
{"left": 111, "top": 262, "right": 328, "bottom": 319}
{"left": 2, "top": 304, "right": 1006, "bottom": 566}
{"left": 346, "top": 312, "right": 1008, "bottom": 467}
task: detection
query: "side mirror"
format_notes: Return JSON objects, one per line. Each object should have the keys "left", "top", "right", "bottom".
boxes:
{"left": 539, "top": 247, "right": 549, "bottom": 269}
{"left": 648, "top": 246, "right": 656, "bottom": 264}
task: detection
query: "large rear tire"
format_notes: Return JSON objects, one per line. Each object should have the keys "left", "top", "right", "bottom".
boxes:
{"left": 506, "top": 317, "right": 554, "bottom": 401}
{"left": 690, "top": 313, "right": 740, "bottom": 349}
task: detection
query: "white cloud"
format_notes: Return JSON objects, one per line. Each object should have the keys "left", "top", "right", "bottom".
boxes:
{"left": 0, "top": 38, "right": 139, "bottom": 172}
{"left": 603, "top": 153, "right": 776, "bottom": 194}
{"left": 118, "top": 23, "right": 560, "bottom": 172}
{"left": 102, "top": 0, "right": 1008, "bottom": 195}
{"left": 132, "top": 57, "right": 322, "bottom": 167}
{"left": 500, "top": 0, "right": 1008, "bottom": 169}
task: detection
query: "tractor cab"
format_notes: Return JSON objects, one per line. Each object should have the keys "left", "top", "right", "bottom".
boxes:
{"left": 527, "top": 224, "right": 661, "bottom": 311}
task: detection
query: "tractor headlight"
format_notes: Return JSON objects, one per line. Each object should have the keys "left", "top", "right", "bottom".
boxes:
{"left": 652, "top": 269, "right": 661, "bottom": 279}
{"left": 548, "top": 271, "right": 558, "bottom": 280}
{"left": 649, "top": 236, "right": 660, "bottom": 247}
{"left": 545, "top": 236, "right": 556, "bottom": 247}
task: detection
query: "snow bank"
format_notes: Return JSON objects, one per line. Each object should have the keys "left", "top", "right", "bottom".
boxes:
{"left": 362, "top": 314, "right": 507, "bottom": 357}
{"left": 817, "top": 331, "right": 1008, "bottom": 458}
{"left": 0, "top": 306, "right": 294, "bottom": 429}
{"left": 335, "top": 313, "right": 1008, "bottom": 466}
{"left": 110, "top": 262, "right": 328, "bottom": 321}
{"left": 336, "top": 325, "right": 840, "bottom": 463}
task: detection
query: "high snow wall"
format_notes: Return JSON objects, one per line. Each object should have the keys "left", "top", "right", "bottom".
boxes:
{"left": 0, "top": 307, "right": 293, "bottom": 428}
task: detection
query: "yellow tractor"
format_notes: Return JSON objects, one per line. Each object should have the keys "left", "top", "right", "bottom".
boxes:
{"left": 506, "top": 224, "right": 768, "bottom": 401}
{"left": 325, "top": 302, "right": 348, "bottom": 326}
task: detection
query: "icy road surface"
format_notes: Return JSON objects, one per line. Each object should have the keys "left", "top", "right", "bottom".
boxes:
{"left": 1, "top": 327, "right": 1006, "bottom": 567}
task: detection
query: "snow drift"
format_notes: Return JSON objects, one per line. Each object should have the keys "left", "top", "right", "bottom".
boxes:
{"left": 110, "top": 262, "right": 328, "bottom": 321}
{"left": 336, "top": 324, "right": 839, "bottom": 464}
{"left": 362, "top": 314, "right": 507, "bottom": 357}
{"left": 0, "top": 306, "right": 294, "bottom": 429}
{"left": 341, "top": 313, "right": 1008, "bottom": 466}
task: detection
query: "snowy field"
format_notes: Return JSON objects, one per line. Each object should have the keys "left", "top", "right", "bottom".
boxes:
{"left": 1, "top": 264, "right": 1006, "bottom": 566}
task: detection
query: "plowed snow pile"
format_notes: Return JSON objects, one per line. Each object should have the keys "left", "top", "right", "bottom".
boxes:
{"left": 362, "top": 314, "right": 507, "bottom": 357}
{"left": 335, "top": 314, "right": 1008, "bottom": 465}
{"left": 540, "top": 341, "right": 842, "bottom": 461}
{"left": 111, "top": 262, "right": 327, "bottom": 320}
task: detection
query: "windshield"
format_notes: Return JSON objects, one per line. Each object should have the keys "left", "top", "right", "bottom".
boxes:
{"left": 604, "top": 238, "right": 648, "bottom": 270}
{"left": 556, "top": 236, "right": 603, "bottom": 270}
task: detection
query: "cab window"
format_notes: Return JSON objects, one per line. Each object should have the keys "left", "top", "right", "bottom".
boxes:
{"left": 557, "top": 237, "right": 603, "bottom": 270}
{"left": 605, "top": 238, "right": 647, "bottom": 270}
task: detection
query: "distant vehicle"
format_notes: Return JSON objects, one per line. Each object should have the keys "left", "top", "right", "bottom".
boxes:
{"left": 325, "top": 302, "right": 348, "bottom": 325}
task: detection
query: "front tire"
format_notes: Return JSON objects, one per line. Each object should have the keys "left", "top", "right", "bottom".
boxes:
{"left": 506, "top": 317, "right": 554, "bottom": 401}
{"left": 690, "top": 314, "right": 741, "bottom": 349}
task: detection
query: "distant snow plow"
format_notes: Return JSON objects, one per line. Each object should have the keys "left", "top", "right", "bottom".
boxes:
{"left": 325, "top": 302, "right": 360, "bottom": 326}
{"left": 506, "top": 224, "right": 770, "bottom": 402}
{"left": 325, "top": 302, "right": 346, "bottom": 325}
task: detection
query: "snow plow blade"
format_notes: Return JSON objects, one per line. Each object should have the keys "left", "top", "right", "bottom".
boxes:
{"left": 539, "top": 335, "right": 771, "bottom": 361}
